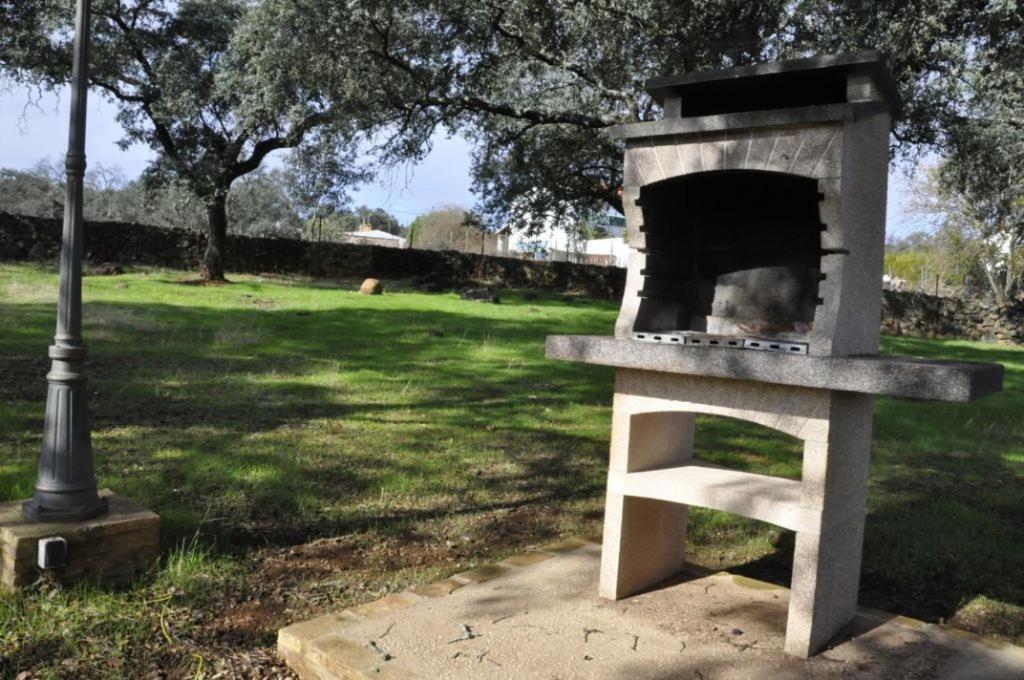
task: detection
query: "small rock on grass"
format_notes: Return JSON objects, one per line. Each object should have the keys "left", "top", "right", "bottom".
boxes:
{"left": 360, "top": 278, "right": 384, "bottom": 295}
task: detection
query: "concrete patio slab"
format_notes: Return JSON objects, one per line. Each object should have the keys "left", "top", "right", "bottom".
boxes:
{"left": 279, "top": 541, "right": 1024, "bottom": 679}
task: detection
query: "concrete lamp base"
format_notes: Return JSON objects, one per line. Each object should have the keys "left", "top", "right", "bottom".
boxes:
{"left": 1, "top": 489, "right": 159, "bottom": 591}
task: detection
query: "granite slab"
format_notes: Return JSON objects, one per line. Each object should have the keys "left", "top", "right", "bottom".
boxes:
{"left": 546, "top": 335, "right": 1003, "bottom": 402}
{"left": 609, "top": 101, "right": 888, "bottom": 141}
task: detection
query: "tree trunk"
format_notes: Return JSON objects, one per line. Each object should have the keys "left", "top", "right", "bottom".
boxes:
{"left": 983, "top": 265, "right": 1007, "bottom": 306}
{"left": 1003, "top": 245, "right": 1018, "bottom": 303}
{"left": 201, "top": 194, "right": 228, "bottom": 281}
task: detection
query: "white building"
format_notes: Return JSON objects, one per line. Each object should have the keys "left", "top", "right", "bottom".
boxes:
{"left": 509, "top": 220, "right": 585, "bottom": 261}
{"left": 507, "top": 211, "right": 628, "bottom": 267}
{"left": 583, "top": 236, "right": 630, "bottom": 268}
{"left": 342, "top": 224, "right": 408, "bottom": 249}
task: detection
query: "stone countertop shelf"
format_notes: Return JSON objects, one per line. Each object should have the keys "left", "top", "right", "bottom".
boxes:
{"left": 546, "top": 335, "right": 1004, "bottom": 402}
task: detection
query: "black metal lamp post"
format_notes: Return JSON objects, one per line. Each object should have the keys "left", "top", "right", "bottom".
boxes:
{"left": 23, "top": 0, "right": 108, "bottom": 522}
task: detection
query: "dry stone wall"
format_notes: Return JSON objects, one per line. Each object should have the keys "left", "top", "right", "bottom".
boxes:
{"left": 882, "top": 290, "right": 1024, "bottom": 345}
{"left": 3, "top": 210, "right": 1021, "bottom": 343}
{"left": 0, "top": 212, "right": 625, "bottom": 299}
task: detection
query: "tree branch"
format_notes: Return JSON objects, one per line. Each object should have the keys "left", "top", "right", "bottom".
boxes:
{"left": 91, "top": 77, "right": 147, "bottom": 103}
{"left": 364, "top": 20, "right": 618, "bottom": 130}
{"left": 228, "top": 112, "right": 330, "bottom": 182}
{"left": 485, "top": 4, "right": 633, "bottom": 104}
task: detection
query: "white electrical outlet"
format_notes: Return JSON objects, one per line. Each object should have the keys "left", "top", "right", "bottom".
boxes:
{"left": 37, "top": 536, "right": 68, "bottom": 570}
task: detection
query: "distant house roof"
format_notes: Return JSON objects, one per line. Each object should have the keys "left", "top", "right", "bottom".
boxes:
{"left": 346, "top": 229, "right": 404, "bottom": 241}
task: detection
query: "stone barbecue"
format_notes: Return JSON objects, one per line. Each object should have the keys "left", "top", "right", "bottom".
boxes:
{"left": 547, "top": 51, "right": 1004, "bottom": 658}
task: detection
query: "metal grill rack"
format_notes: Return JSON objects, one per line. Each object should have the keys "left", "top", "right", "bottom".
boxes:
{"left": 631, "top": 331, "right": 808, "bottom": 355}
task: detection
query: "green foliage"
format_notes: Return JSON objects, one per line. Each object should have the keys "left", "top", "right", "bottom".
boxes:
{"left": 406, "top": 204, "right": 490, "bottom": 251}
{"left": 893, "top": 0, "right": 1024, "bottom": 303}
{"left": 335, "top": 206, "right": 405, "bottom": 236}
{"left": 283, "top": 140, "right": 370, "bottom": 225}
{"left": 302, "top": 206, "right": 406, "bottom": 242}
{"left": 5, "top": 1, "right": 1018, "bottom": 263}
{"left": 408, "top": 204, "right": 466, "bottom": 250}
{"left": 5, "top": 1, "right": 1020, "bottom": 268}
{"left": 226, "top": 169, "right": 304, "bottom": 239}
{"left": 0, "top": 162, "right": 64, "bottom": 219}
{"left": 294, "top": 0, "right": 794, "bottom": 228}
{"left": 0, "top": 163, "right": 405, "bottom": 241}
{"left": 882, "top": 229, "right": 964, "bottom": 293}
{"left": 0, "top": 0, "right": 371, "bottom": 277}
{"left": 0, "top": 161, "right": 164, "bottom": 225}
{"left": 910, "top": 158, "right": 1024, "bottom": 302}
{"left": 884, "top": 241, "right": 933, "bottom": 286}
{"left": 934, "top": 4, "right": 1024, "bottom": 303}
{"left": 274, "top": 0, "right": 1008, "bottom": 232}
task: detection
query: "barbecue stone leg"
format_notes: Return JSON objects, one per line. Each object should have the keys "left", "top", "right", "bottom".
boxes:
{"left": 599, "top": 397, "right": 694, "bottom": 600}
{"left": 785, "top": 392, "right": 875, "bottom": 657}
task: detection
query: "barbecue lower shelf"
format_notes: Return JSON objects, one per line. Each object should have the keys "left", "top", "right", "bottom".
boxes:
{"left": 610, "top": 462, "right": 824, "bottom": 533}
{"left": 546, "top": 335, "right": 1004, "bottom": 402}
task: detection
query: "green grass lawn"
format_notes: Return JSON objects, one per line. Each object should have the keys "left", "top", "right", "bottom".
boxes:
{"left": 1, "top": 262, "right": 1022, "bottom": 677}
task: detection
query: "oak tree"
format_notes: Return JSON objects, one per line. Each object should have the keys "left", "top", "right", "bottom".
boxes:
{"left": 291, "top": 0, "right": 1005, "bottom": 232}
{"left": 1, "top": 0, "right": 370, "bottom": 279}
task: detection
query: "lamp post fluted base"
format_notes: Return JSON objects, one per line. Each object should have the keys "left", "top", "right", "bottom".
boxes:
{"left": 22, "top": 483, "right": 108, "bottom": 520}
{"left": 22, "top": 345, "right": 108, "bottom": 523}
{"left": 22, "top": 494, "right": 109, "bottom": 523}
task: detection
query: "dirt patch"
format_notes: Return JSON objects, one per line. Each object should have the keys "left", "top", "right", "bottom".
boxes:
{"left": 206, "top": 647, "right": 295, "bottom": 678}
{"left": 259, "top": 536, "right": 372, "bottom": 584}
{"left": 213, "top": 600, "right": 288, "bottom": 645}
{"left": 465, "top": 503, "right": 563, "bottom": 551}
{"left": 250, "top": 504, "right": 567, "bottom": 601}
{"left": 242, "top": 533, "right": 449, "bottom": 628}
{"left": 257, "top": 534, "right": 453, "bottom": 587}
{"left": 174, "top": 278, "right": 232, "bottom": 286}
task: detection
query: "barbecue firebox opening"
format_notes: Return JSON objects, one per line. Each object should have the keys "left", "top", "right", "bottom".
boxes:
{"left": 634, "top": 170, "right": 826, "bottom": 346}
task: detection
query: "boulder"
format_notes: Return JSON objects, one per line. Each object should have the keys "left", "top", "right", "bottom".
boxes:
{"left": 359, "top": 278, "right": 384, "bottom": 295}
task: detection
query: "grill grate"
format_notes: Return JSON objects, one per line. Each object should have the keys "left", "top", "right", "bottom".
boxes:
{"left": 631, "top": 331, "right": 808, "bottom": 355}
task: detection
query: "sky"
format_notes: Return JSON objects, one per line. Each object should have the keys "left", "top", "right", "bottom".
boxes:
{"left": 0, "top": 87, "right": 928, "bottom": 235}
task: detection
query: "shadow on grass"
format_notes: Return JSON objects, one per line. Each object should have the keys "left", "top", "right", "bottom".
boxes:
{"left": 2, "top": 297, "right": 614, "bottom": 553}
